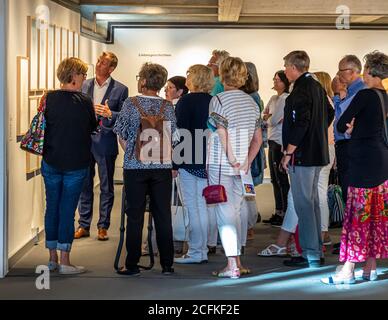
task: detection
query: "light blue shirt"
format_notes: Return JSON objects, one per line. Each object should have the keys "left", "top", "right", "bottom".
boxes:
{"left": 211, "top": 76, "right": 224, "bottom": 96}
{"left": 334, "top": 78, "right": 366, "bottom": 142}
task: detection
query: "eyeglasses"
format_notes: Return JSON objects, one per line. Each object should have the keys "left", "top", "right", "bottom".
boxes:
{"left": 338, "top": 68, "right": 353, "bottom": 73}
{"left": 136, "top": 75, "right": 140, "bottom": 81}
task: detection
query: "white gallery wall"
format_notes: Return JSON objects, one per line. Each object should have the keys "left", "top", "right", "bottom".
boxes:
{"left": 6, "top": 0, "right": 106, "bottom": 260}
{"left": 110, "top": 28, "right": 388, "bottom": 104}
{"left": 108, "top": 28, "right": 388, "bottom": 183}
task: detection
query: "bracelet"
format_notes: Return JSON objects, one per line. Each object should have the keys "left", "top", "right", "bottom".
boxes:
{"left": 229, "top": 158, "right": 238, "bottom": 165}
{"left": 284, "top": 153, "right": 293, "bottom": 157}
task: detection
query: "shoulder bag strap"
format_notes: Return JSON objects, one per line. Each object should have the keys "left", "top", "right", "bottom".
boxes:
{"left": 159, "top": 99, "right": 168, "bottom": 115}
{"left": 130, "top": 96, "right": 147, "bottom": 117}
{"left": 373, "top": 89, "right": 388, "bottom": 145}
{"left": 215, "top": 95, "right": 227, "bottom": 185}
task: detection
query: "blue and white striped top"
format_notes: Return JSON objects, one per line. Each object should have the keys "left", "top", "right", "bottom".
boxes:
{"left": 207, "top": 90, "right": 261, "bottom": 176}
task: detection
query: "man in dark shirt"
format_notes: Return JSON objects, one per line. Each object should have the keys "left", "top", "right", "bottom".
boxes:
{"left": 280, "top": 51, "right": 334, "bottom": 268}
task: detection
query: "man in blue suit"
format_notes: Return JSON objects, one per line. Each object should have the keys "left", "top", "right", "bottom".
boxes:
{"left": 75, "top": 52, "right": 128, "bottom": 241}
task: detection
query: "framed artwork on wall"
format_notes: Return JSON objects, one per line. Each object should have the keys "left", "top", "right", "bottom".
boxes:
{"left": 61, "top": 28, "right": 68, "bottom": 60}
{"left": 16, "top": 56, "right": 30, "bottom": 139}
{"left": 87, "top": 64, "right": 95, "bottom": 80}
{"left": 47, "top": 25, "right": 55, "bottom": 90}
{"left": 28, "top": 17, "right": 39, "bottom": 90}
{"left": 68, "top": 31, "right": 74, "bottom": 57}
{"left": 54, "top": 25, "right": 61, "bottom": 89}
{"left": 74, "top": 33, "right": 79, "bottom": 58}
{"left": 38, "top": 27, "right": 47, "bottom": 90}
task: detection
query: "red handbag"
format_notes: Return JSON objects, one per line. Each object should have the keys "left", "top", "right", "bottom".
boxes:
{"left": 202, "top": 95, "right": 228, "bottom": 205}
{"left": 202, "top": 184, "right": 227, "bottom": 205}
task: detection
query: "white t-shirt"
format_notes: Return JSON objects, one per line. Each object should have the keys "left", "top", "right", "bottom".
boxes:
{"left": 208, "top": 90, "right": 261, "bottom": 176}
{"left": 93, "top": 77, "right": 111, "bottom": 105}
{"left": 265, "top": 92, "right": 289, "bottom": 145}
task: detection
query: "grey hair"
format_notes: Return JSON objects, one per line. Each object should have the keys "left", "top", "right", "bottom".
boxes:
{"left": 212, "top": 50, "right": 230, "bottom": 65}
{"left": 283, "top": 50, "right": 310, "bottom": 73}
{"left": 341, "top": 55, "right": 362, "bottom": 73}
{"left": 364, "top": 51, "right": 388, "bottom": 79}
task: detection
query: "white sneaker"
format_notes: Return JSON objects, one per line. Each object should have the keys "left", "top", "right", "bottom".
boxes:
{"left": 174, "top": 255, "right": 203, "bottom": 264}
{"left": 58, "top": 264, "right": 86, "bottom": 275}
{"left": 47, "top": 261, "right": 59, "bottom": 271}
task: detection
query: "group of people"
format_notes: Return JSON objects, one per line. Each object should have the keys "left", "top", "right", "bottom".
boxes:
{"left": 39, "top": 47, "right": 388, "bottom": 284}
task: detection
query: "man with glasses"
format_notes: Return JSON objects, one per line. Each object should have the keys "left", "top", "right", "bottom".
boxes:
{"left": 75, "top": 51, "right": 128, "bottom": 241}
{"left": 207, "top": 49, "right": 230, "bottom": 96}
{"left": 334, "top": 55, "right": 366, "bottom": 203}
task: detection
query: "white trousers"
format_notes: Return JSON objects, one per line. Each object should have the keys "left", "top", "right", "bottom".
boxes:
{"left": 207, "top": 205, "right": 218, "bottom": 247}
{"left": 240, "top": 197, "right": 258, "bottom": 246}
{"left": 281, "top": 145, "right": 336, "bottom": 233}
{"left": 209, "top": 170, "right": 243, "bottom": 257}
{"left": 178, "top": 169, "right": 209, "bottom": 260}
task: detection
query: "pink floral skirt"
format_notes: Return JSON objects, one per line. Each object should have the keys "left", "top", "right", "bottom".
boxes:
{"left": 340, "top": 180, "right": 388, "bottom": 263}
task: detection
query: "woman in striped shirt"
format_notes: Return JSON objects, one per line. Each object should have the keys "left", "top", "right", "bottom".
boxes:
{"left": 207, "top": 57, "right": 263, "bottom": 279}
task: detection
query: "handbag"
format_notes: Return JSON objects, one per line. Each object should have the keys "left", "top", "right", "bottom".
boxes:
{"left": 20, "top": 93, "right": 48, "bottom": 155}
{"left": 202, "top": 96, "right": 228, "bottom": 205}
{"left": 373, "top": 89, "right": 388, "bottom": 147}
{"left": 171, "top": 176, "right": 189, "bottom": 241}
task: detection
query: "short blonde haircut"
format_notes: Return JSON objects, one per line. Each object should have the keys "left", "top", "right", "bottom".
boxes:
{"left": 212, "top": 49, "right": 230, "bottom": 65}
{"left": 102, "top": 51, "right": 118, "bottom": 69}
{"left": 139, "top": 62, "right": 168, "bottom": 91}
{"left": 314, "top": 71, "right": 334, "bottom": 98}
{"left": 57, "top": 57, "right": 88, "bottom": 84}
{"left": 187, "top": 64, "right": 214, "bottom": 93}
{"left": 219, "top": 57, "right": 247, "bottom": 88}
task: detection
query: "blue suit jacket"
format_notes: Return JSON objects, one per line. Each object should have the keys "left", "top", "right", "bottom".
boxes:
{"left": 82, "top": 78, "right": 129, "bottom": 156}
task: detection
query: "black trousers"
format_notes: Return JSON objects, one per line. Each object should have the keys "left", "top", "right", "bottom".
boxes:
{"left": 268, "top": 140, "right": 290, "bottom": 211}
{"left": 123, "top": 169, "right": 174, "bottom": 269}
{"left": 78, "top": 153, "right": 117, "bottom": 230}
{"left": 335, "top": 140, "right": 350, "bottom": 202}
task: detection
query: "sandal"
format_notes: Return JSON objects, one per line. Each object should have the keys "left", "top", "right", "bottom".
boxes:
{"left": 212, "top": 268, "right": 240, "bottom": 279}
{"left": 321, "top": 271, "right": 356, "bottom": 285}
{"left": 257, "top": 244, "right": 287, "bottom": 257}
{"left": 355, "top": 269, "right": 378, "bottom": 281}
{"left": 239, "top": 267, "right": 251, "bottom": 275}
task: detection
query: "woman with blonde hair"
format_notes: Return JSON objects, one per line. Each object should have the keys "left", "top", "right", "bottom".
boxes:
{"left": 173, "top": 64, "right": 214, "bottom": 264}
{"left": 208, "top": 57, "right": 262, "bottom": 278}
{"left": 42, "top": 57, "right": 97, "bottom": 274}
{"left": 314, "top": 71, "right": 336, "bottom": 245}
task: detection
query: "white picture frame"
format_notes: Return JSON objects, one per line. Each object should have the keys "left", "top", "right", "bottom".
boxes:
{"left": 17, "top": 56, "right": 30, "bottom": 137}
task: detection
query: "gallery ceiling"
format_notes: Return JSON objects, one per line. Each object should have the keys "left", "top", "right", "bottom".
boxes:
{"left": 52, "top": 0, "right": 388, "bottom": 43}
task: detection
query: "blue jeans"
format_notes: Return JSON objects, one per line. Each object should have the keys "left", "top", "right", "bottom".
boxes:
{"left": 41, "top": 160, "right": 88, "bottom": 252}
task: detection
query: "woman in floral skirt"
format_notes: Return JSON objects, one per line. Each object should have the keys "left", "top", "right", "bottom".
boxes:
{"left": 322, "top": 51, "right": 388, "bottom": 285}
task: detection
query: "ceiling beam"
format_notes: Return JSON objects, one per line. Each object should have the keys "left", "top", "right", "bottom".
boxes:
{"left": 218, "top": 0, "right": 243, "bottom": 22}
{"left": 80, "top": 0, "right": 217, "bottom": 7}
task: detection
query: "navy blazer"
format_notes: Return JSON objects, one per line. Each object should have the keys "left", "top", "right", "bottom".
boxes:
{"left": 82, "top": 78, "right": 129, "bottom": 156}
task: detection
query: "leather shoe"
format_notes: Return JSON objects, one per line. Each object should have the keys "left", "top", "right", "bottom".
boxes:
{"left": 98, "top": 228, "right": 109, "bottom": 241}
{"left": 74, "top": 227, "right": 90, "bottom": 239}
{"left": 283, "top": 256, "right": 324, "bottom": 268}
